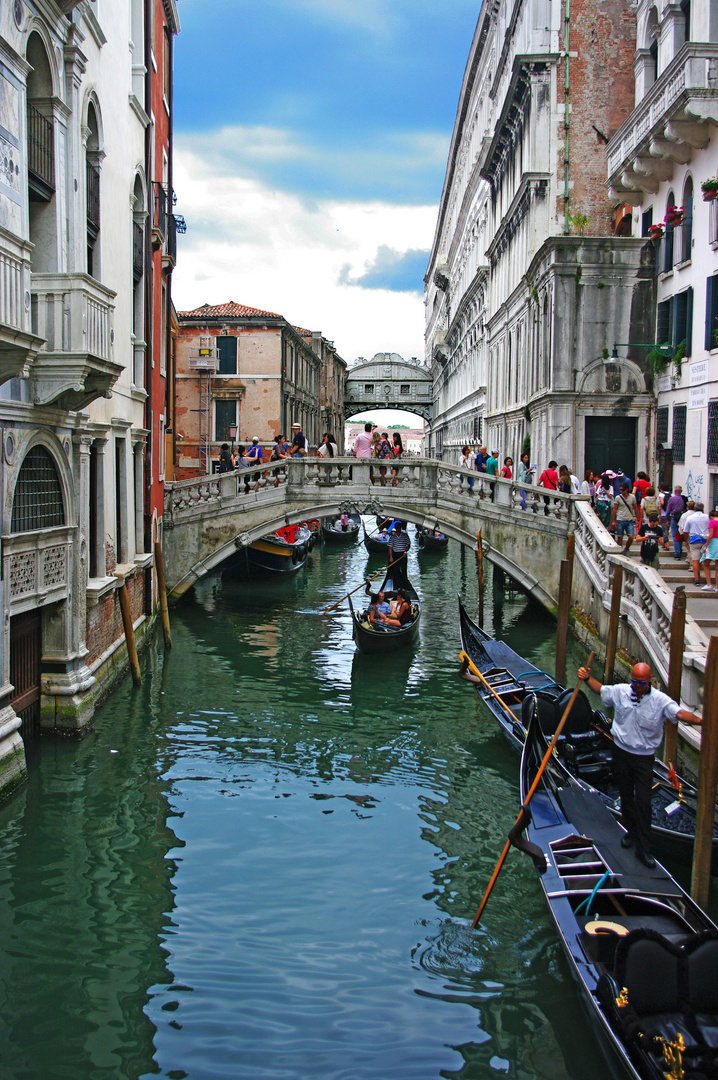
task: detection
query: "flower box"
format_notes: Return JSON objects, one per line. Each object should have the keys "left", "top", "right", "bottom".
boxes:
{"left": 648, "top": 225, "right": 664, "bottom": 239}
{"left": 702, "top": 180, "right": 718, "bottom": 201}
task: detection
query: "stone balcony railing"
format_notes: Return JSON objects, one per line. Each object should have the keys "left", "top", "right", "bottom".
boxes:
{"left": 30, "top": 273, "right": 121, "bottom": 412}
{"left": 0, "top": 226, "right": 44, "bottom": 383}
{"left": 607, "top": 43, "right": 718, "bottom": 199}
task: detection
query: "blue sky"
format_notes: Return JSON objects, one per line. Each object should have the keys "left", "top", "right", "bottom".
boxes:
{"left": 172, "top": 0, "right": 479, "bottom": 368}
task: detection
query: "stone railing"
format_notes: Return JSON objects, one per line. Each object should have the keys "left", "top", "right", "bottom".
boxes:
{"left": 31, "top": 272, "right": 115, "bottom": 360}
{"left": 164, "top": 458, "right": 583, "bottom": 525}
{"left": 573, "top": 501, "right": 708, "bottom": 720}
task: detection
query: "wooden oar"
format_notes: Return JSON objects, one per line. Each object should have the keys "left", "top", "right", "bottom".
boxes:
{"left": 458, "top": 650, "right": 521, "bottom": 725}
{"left": 470, "top": 651, "right": 595, "bottom": 928}
{"left": 322, "top": 552, "right": 407, "bottom": 616}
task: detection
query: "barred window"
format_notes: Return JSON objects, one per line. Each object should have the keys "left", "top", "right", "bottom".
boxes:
{"left": 656, "top": 406, "right": 669, "bottom": 447}
{"left": 708, "top": 402, "right": 718, "bottom": 465}
{"left": 672, "top": 404, "right": 687, "bottom": 463}
{"left": 11, "top": 446, "right": 65, "bottom": 533}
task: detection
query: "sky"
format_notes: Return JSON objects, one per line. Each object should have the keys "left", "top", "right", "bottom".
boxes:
{"left": 171, "top": 0, "right": 479, "bottom": 390}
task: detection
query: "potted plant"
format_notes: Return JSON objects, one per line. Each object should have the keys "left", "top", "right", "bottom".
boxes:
{"left": 665, "top": 204, "right": 684, "bottom": 227}
{"left": 702, "top": 178, "right": 718, "bottom": 201}
{"left": 648, "top": 223, "right": 664, "bottom": 240}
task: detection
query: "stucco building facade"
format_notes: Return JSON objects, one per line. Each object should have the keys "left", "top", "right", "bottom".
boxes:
{"left": 174, "top": 302, "right": 345, "bottom": 478}
{"left": 426, "top": 0, "right": 657, "bottom": 478}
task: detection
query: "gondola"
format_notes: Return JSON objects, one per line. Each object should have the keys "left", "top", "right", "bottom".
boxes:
{"left": 348, "top": 570, "right": 420, "bottom": 654}
{"left": 321, "top": 518, "right": 360, "bottom": 544}
{"left": 417, "top": 526, "right": 448, "bottom": 551}
{"left": 362, "top": 520, "right": 400, "bottom": 555}
{"left": 515, "top": 702, "right": 718, "bottom": 1080}
{"left": 223, "top": 523, "right": 312, "bottom": 576}
{"left": 458, "top": 596, "right": 718, "bottom": 847}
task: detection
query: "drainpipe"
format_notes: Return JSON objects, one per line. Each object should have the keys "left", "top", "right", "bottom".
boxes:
{"left": 564, "top": 0, "right": 571, "bottom": 235}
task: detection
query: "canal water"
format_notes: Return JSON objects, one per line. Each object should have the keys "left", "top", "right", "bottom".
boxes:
{"left": 0, "top": 531, "right": 706, "bottom": 1080}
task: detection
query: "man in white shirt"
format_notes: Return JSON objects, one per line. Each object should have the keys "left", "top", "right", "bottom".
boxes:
{"left": 577, "top": 661, "right": 701, "bottom": 867}
{"left": 353, "top": 423, "right": 373, "bottom": 458}
{"left": 683, "top": 501, "right": 710, "bottom": 587}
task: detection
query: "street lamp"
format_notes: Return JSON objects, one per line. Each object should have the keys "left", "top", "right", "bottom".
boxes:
{"left": 610, "top": 342, "right": 674, "bottom": 361}
{"left": 229, "top": 424, "right": 237, "bottom": 454}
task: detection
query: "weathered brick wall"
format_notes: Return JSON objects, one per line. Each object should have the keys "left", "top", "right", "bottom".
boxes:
{"left": 86, "top": 570, "right": 145, "bottom": 666}
{"left": 560, "top": 0, "right": 636, "bottom": 235}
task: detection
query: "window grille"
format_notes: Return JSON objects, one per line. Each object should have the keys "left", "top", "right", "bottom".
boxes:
{"left": 672, "top": 404, "right": 687, "bottom": 463}
{"left": 400, "top": 384, "right": 410, "bottom": 394}
{"left": 11, "top": 446, "right": 65, "bottom": 533}
{"left": 364, "top": 383, "right": 374, "bottom": 394}
{"left": 708, "top": 403, "right": 718, "bottom": 466}
{"left": 656, "top": 406, "right": 669, "bottom": 447}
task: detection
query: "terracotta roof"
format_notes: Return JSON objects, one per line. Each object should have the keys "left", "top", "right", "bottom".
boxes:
{"left": 177, "top": 301, "right": 284, "bottom": 320}
{"left": 293, "top": 326, "right": 314, "bottom": 337}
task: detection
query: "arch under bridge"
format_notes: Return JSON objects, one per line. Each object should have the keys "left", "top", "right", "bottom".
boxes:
{"left": 344, "top": 353, "right": 432, "bottom": 421}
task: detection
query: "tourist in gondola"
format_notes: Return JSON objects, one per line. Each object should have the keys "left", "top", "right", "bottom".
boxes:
{"left": 577, "top": 660, "right": 702, "bottom": 868}
{"left": 385, "top": 591, "right": 412, "bottom": 627}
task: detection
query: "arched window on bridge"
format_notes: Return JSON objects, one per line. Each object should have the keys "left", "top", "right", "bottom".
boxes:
{"left": 11, "top": 446, "right": 65, "bottom": 533}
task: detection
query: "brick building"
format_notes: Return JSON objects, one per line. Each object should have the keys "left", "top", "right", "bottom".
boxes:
{"left": 426, "top": 0, "right": 656, "bottom": 477}
{"left": 174, "top": 302, "right": 345, "bottom": 477}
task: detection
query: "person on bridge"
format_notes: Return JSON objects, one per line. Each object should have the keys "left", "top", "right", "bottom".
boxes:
{"left": 538, "top": 460, "right": 559, "bottom": 515}
{"left": 353, "top": 423, "right": 373, "bottom": 458}
{"left": 611, "top": 481, "right": 638, "bottom": 554}
{"left": 391, "top": 432, "right": 403, "bottom": 486}
{"left": 577, "top": 661, "right": 702, "bottom": 868}
{"left": 290, "top": 423, "right": 307, "bottom": 457}
{"left": 388, "top": 522, "right": 411, "bottom": 587}
{"left": 218, "top": 443, "right": 234, "bottom": 473}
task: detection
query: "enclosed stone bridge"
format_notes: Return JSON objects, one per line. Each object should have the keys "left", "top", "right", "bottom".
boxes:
{"left": 344, "top": 353, "right": 433, "bottom": 421}
{"left": 163, "top": 458, "right": 579, "bottom": 609}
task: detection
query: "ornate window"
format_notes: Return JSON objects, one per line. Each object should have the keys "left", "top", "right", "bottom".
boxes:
{"left": 11, "top": 446, "right": 65, "bottom": 532}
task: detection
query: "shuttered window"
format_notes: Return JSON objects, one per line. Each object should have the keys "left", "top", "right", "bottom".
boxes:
{"left": 216, "top": 336, "right": 237, "bottom": 375}
{"left": 656, "top": 406, "right": 669, "bottom": 447}
{"left": 708, "top": 402, "right": 718, "bottom": 465}
{"left": 672, "top": 404, "right": 687, "bottom": 463}
{"left": 705, "top": 275, "right": 718, "bottom": 351}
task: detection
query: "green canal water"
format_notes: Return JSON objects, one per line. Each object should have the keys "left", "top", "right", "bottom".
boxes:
{"left": 0, "top": 533, "right": 707, "bottom": 1079}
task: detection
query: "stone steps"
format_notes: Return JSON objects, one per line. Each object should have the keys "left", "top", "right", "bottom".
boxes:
{"left": 620, "top": 543, "right": 718, "bottom": 639}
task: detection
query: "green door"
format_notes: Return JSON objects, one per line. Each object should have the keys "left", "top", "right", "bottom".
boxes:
{"left": 584, "top": 416, "right": 637, "bottom": 478}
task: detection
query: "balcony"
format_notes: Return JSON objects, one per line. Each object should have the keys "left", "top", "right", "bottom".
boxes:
{"left": 655, "top": 220, "right": 692, "bottom": 273}
{"left": 0, "top": 227, "right": 44, "bottom": 383}
{"left": 607, "top": 43, "right": 718, "bottom": 202}
{"left": 29, "top": 273, "right": 121, "bottom": 412}
{"left": 27, "top": 104, "right": 55, "bottom": 202}
{"left": 152, "top": 182, "right": 167, "bottom": 247}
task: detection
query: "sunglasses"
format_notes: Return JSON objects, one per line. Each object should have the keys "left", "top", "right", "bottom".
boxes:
{"left": 631, "top": 679, "right": 649, "bottom": 686}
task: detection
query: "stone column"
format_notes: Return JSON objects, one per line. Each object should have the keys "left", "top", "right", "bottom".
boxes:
{"left": 132, "top": 438, "right": 145, "bottom": 556}
{"left": 93, "top": 436, "right": 107, "bottom": 578}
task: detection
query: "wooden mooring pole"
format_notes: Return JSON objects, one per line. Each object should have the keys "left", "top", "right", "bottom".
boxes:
{"left": 555, "top": 558, "right": 572, "bottom": 684}
{"left": 155, "top": 541, "right": 172, "bottom": 649}
{"left": 691, "top": 635, "right": 718, "bottom": 909}
{"left": 604, "top": 564, "right": 623, "bottom": 685}
{"left": 118, "top": 580, "right": 142, "bottom": 686}
{"left": 663, "top": 586, "right": 686, "bottom": 767}
{"left": 476, "top": 530, "right": 484, "bottom": 626}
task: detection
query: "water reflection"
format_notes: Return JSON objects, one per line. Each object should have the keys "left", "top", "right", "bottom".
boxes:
{"left": 0, "top": 528, "right": 619, "bottom": 1079}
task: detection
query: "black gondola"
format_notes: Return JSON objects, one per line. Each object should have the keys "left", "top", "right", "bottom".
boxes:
{"left": 514, "top": 702, "right": 718, "bottom": 1080}
{"left": 458, "top": 596, "right": 718, "bottom": 847}
{"left": 348, "top": 570, "right": 420, "bottom": 654}
{"left": 362, "top": 521, "right": 400, "bottom": 555}
{"left": 321, "top": 518, "right": 360, "bottom": 543}
{"left": 417, "top": 526, "right": 448, "bottom": 551}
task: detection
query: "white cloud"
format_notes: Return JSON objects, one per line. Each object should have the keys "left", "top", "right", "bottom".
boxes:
{"left": 172, "top": 147, "right": 435, "bottom": 366}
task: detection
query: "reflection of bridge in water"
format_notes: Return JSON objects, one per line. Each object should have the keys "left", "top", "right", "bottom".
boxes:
{"left": 163, "top": 458, "right": 708, "bottom": 718}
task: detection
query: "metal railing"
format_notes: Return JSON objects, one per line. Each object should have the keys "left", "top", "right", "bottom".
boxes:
{"left": 133, "top": 222, "right": 143, "bottom": 282}
{"left": 153, "top": 182, "right": 167, "bottom": 240}
{"left": 86, "top": 162, "right": 100, "bottom": 233}
{"left": 27, "top": 104, "right": 54, "bottom": 192}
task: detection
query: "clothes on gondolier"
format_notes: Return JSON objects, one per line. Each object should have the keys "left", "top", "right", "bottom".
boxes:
{"left": 599, "top": 683, "right": 680, "bottom": 755}
{"left": 388, "top": 530, "right": 411, "bottom": 556}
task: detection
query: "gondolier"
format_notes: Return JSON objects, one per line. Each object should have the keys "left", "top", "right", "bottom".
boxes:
{"left": 388, "top": 521, "right": 411, "bottom": 586}
{"left": 577, "top": 661, "right": 702, "bottom": 868}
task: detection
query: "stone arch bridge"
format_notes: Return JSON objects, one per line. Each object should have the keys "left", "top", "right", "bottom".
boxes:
{"left": 344, "top": 353, "right": 432, "bottom": 421}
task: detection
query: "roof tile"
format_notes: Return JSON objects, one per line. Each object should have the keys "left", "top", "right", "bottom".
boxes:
{"left": 177, "top": 301, "right": 284, "bottom": 320}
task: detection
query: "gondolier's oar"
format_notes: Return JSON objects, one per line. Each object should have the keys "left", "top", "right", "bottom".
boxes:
{"left": 458, "top": 650, "right": 521, "bottom": 725}
{"left": 321, "top": 552, "right": 407, "bottom": 616}
{"left": 471, "top": 652, "right": 595, "bottom": 928}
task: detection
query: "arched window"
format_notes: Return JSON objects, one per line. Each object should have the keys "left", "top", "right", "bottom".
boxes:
{"left": 26, "top": 32, "right": 57, "bottom": 273}
{"left": 86, "top": 102, "right": 101, "bottom": 278}
{"left": 665, "top": 189, "right": 676, "bottom": 271}
{"left": 11, "top": 446, "right": 65, "bottom": 533}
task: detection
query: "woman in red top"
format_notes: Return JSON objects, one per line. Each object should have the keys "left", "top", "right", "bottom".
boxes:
{"left": 633, "top": 471, "right": 651, "bottom": 530}
{"left": 501, "top": 456, "right": 513, "bottom": 479}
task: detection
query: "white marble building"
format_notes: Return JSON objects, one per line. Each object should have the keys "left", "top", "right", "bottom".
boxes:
{"left": 607, "top": 0, "right": 718, "bottom": 506}
{"left": 426, "top": 0, "right": 658, "bottom": 479}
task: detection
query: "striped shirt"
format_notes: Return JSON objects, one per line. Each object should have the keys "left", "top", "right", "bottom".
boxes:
{"left": 389, "top": 531, "right": 411, "bottom": 554}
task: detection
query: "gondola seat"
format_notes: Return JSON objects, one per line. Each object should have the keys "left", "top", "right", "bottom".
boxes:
{"left": 599, "top": 929, "right": 718, "bottom": 1074}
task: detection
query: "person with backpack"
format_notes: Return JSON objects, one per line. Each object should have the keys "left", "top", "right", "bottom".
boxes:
{"left": 218, "top": 443, "right": 234, "bottom": 473}
{"left": 638, "top": 515, "right": 662, "bottom": 567}
{"left": 664, "top": 485, "right": 687, "bottom": 559}
{"left": 611, "top": 482, "right": 638, "bottom": 554}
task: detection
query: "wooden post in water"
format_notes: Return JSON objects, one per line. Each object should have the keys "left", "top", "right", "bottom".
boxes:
{"left": 663, "top": 586, "right": 686, "bottom": 767}
{"left": 118, "top": 580, "right": 142, "bottom": 686}
{"left": 476, "top": 530, "right": 484, "bottom": 626}
{"left": 555, "top": 558, "right": 572, "bottom": 684}
{"left": 566, "top": 532, "right": 575, "bottom": 570}
{"left": 154, "top": 541, "right": 172, "bottom": 649}
{"left": 691, "top": 635, "right": 718, "bottom": 909}
{"left": 604, "top": 564, "right": 623, "bottom": 685}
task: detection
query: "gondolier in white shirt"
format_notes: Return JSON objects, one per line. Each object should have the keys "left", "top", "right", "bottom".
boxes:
{"left": 387, "top": 521, "right": 411, "bottom": 587}
{"left": 577, "top": 661, "right": 701, "bottom": 869}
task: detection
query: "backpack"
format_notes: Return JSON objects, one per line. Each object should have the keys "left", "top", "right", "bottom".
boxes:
{"left": 643, "top": 495, "right": 659, "bottom": 517}
{"left": 640, "top": 537, "right": 659, "bottom": 564}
